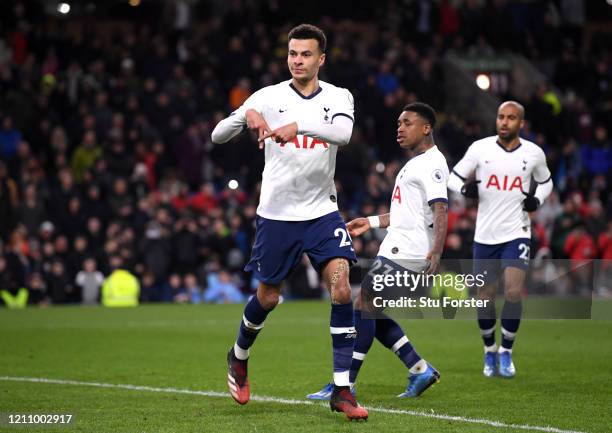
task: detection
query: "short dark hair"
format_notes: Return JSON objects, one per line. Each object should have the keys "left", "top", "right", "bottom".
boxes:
{"left": 288, "top": 24, "right": 326, "bottom": 53}
{"left": 403, "top": 102, "right": 437, "bottom": 128}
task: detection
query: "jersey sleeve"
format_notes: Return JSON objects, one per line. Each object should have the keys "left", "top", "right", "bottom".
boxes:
{"left": 211, "top": 88, "right": 268, "bottom": 144}
{"left": 233, "top": 87, "right": 268, "bottom": 119}
{"left": 296, "top": 88, "right": 355, "bottom": 146}
{"left": 451, "top": 142, "right": 479, "bottom": 180}
{"left": 532, "top": 147, "right": 552, "bottom": 183}
{"left": 331, "top": 88, "right": 355, "bottom": 124}
{"left": 423, "top": 161, "right": 449, "bottom": 206}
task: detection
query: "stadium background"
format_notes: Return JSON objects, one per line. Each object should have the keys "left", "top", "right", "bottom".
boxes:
{"left": 1, "top": 2, "right": 612, "bottom": 433}
{"left": 0, "top": 0, "right": 610, "bottom": 304}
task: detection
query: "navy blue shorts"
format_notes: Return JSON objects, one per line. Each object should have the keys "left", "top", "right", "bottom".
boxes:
{"left": 473, "top": 238, "right": 531, "bottom": 283}
{"left": 245, "top": 211, "right": 357, "bottom": 285}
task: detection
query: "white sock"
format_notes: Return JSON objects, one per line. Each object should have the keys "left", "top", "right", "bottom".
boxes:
{"left": 498, "top": 346, "right": 512, "bottom": 354}
{"left": 233, "top": 343, "right": 249, "bottom": 360}
{"left": 333, "top": 371, "right": 350, "bottom": 387}
{"left": 484, "top": 344, "right": 498, "bottom": 353}
{"left": 409, "top": 359, "right": 428, "bottom": 374}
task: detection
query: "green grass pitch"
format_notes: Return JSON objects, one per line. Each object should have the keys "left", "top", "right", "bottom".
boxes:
{"left": 1, "top": 302, "right": 611, "bottom": 433}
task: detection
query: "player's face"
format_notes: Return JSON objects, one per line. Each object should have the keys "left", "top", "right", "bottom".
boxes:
{"left": 396, "top": 111, "right": 430, "bottom": 150}
{"left": 496, "top": 104, "right": 524, "bottom": 141}
{"left": 287, "top": 39, "right": 325, "bottom": 83}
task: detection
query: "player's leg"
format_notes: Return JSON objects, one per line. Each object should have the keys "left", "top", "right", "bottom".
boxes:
{"left": 497, "top": 267, "right": 524, "bottom": 378}
{"left": 497, "top": 238, "right": 530, "bottom": 378}
{"left": 307, "top": 286, "right": 373, "bottom": 401}
{"left": 306, "top": 212, "right": 367, "bottom": 420}
{"left": 234, "top": 282, "right": 280, "bottom": 358}
{"left": 306, "top": 268, "right": 376, "bottom": 400}
{"left": 321, "top": 258, "right": 366, "bottom": 420}
{"left": 349, "top": 293, "right": 376, "bottom": 388}
{"left": 322, "top": 257, "right": 355, "bottom": 384}
{"left": 228, "top": 216, "right": 303, "bottom": 404}
{"left": 474, "top": 241, "right": 501, "bottom": 376}
{"left": 227, "top": 282, "right": 280, "bottom": 404}
{"left": 374, "top": 312, "right": 439, "bottom": 397}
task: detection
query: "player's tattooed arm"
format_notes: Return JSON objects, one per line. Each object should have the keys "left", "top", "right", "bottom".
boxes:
{"left": 426, "top": 202, "right": 448, "bottom": 274}
{"left": 378, "top": 213, "right": 390, "bottom": 229}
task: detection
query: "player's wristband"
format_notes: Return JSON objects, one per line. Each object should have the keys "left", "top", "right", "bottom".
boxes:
{"left": 367, "top": 216, "right": 380, "bottom": 228}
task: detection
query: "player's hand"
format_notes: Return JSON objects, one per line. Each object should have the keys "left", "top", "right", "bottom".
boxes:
{"left": 246, "top": 109, "right": 271, "bottom": 149}
{"left": 346, "top": 218, "right": 370, "bottom": 238}
{"left": 425, "top": 251, "right": 441, "bottom": 275}
{"left": 259, "top": 122, "right": 298, "bottom": 146}
{"left": 461, "top": 180, "right": 480, "bottom": 199}
{"left": 522, "top": 191, "right": 540, "bottom": 212}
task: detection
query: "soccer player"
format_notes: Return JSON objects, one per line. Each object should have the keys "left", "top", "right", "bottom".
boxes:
{"left": 308, "top": 102, "right": 448, "bottom": 400}
{"left": 447, "top": 101, "right": 553, "bottom": 378}
{"left": 211, "top": 24, "right": 368, "bottom": 420}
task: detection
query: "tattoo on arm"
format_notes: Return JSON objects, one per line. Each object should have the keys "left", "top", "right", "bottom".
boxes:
{"left": 430, "top": 202, "right": 448, "bottom": 255}
{"left": 378, "top": 213, "right": 390, "bottom": 229}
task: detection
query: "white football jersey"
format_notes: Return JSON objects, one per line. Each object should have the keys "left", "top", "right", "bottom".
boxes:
{"left": 213, "top": 79, "right": 354, "bottom": 221}
{"left": 378, "top": 145, "right": 449, "bottom": 267}
{"left": 452, "top": 136, "right": 551, "bottom": 245}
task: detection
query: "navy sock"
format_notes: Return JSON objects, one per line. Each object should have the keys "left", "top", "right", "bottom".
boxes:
{"left": 501, "top": 300, "right": 522, "bottom": 350}
{"left": 330, "top": 302, "right": 356, "bottom": 386}
{"left": 376, "top": 315, "right": 421, "bottom": 369}
{"left": 349, "top": 310, "right": 375, "bottom": 384}
{"left": 477, "top": 302, "right": 497, "bottom": 348}
{"left": 235, "top": 296, "right": 272, "bottom": 356}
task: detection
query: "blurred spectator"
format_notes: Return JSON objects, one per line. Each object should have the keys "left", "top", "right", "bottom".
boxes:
{"left": 71, "top": 130, "right": 102, "bottom": 182}
{"left": 75, "top": 258, "right": 104, "bottom": 305}
{"left": 564, "top": 224, "right": 597, "bottom": 263}
{"left": 581, "top": 126, "right": 612, "bottom": 177}
{"left": 140, "top": 270, "right": 168, "bottom": 303}
{"left": 0, "top": 116, "right": 22, "bottom": 159}
{"left": 47, "top": 259, "right": 74, "bottom": 304}
{"left": 101, "top": 256, "right": 140, "bottom": 307}
{"left": 204, "top": 270, "right": 244, "bottom": 304}
{"left": 169, "top": 273, "right": 189, "bottom": 303}
{"left": 17, "top": 183, "right": 45, "bottom": 237}
{"left": 27, "top": 272, "right": 48, "bottom": 306}
{"left": 551, "top": 196, "right": 582, "bottom": 258}
{"left": 285, "top": 255, "right": 321, "bottom": 299}
{"left": 184, "top": 273, "right": 203, "bottom": 304}
{"left": 0, "top": 161, "right": 18, "bottom": 239}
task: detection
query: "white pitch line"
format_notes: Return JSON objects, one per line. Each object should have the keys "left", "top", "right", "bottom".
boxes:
{"left": 0, "top": 376, "right": 586, "bottom": 433}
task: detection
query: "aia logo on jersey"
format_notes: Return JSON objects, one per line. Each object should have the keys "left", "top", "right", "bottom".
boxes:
{"left": 486, "top": 174, "right": 523, "bottom": 191}
{"left": 392, "top": 185, "right": 402, "bottom": 203}
{"left": 280, "top": 135, "right": 329, "bottom": 149}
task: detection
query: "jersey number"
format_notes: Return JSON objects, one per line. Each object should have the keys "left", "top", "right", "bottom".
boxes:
{"left": 334, "top": 228, "right": 352, "bottom": 248}
{"left": 367, "top": 258, "right": 395, "bottom": 277}
{"left": 518, "top": 243, "right": 530, "bottom": 260}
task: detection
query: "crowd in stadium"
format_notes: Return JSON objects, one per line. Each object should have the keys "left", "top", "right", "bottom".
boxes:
{"left": 0, "top": 0, "right": 610, "bottom": 305}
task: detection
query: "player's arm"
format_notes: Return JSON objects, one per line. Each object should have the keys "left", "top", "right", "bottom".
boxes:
{"left": 346, "top": 213, "right": 390, "bottom": 237}
{"left": 426, "top": 201, "right": 448, "bottom": 275}
{"left": 259, "top": 116, "right": 353, "bottom": 146}
{"left": 211, "top": 89, "right": 270, "bottom": 145}
{"left": 448, "top": 143, "right": 479, "bottom": 198}
{"left": 523, "top": 149, "right": 554, "bottom": 212}
{"left": 424, "top": 165, "right": 449, "bottom": 274}
{"left": 260, "top": 89, "right": 355, "bottom": 146}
